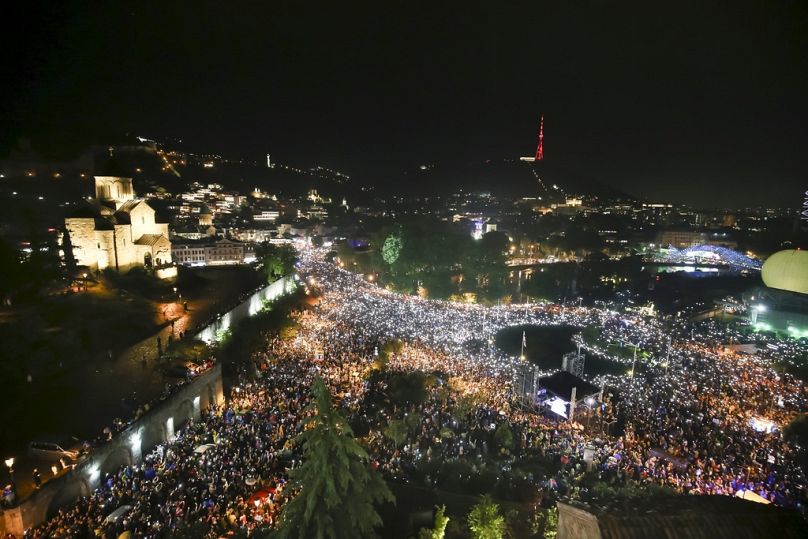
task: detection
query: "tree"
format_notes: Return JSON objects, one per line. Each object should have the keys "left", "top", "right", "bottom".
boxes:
{"left": 784, "top": 413, "right": 808, "bottom": 446}
{"left": 467, "top": 495, "right": 505, "bottom": 539}
{"left": 418, "top": 505, "right": 450, "bottom": 539}
{"left": 0, "top": 237, "right": 24, "bottom": 302}
{"left": 384, "top": 419, "right": 409, "bottom": 448}
{"left": 784, "top": 413, "right": 808, "bottom": 473}
{"left": 256, "top": 242, "right": 298, "bottom": 281}
{"left": 404, "top": 411, "right": 422, "bottom": 434}
{"left": 478, "top": 231, "right": 509, "bottom": 264}
{"left": 544, "top": 506, "right": 558, "bottom": 539}
{"left": 274, "top": 377, "right": 394, "bottom": 539}
{"left": 382, "top": 233, "right": 402, "bottom": 266}
{"left": 387, "top": 371, "right": 428, "bottom": 405}
{"left": 493, "top": 423, "right": 513, "bottom": 451}
{"left": 278, "top": 244, "right": 298, "bottom": 272}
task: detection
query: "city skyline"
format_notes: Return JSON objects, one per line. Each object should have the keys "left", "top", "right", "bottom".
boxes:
{"left": 2, "top": 1, "right": 807, "bottom": 209}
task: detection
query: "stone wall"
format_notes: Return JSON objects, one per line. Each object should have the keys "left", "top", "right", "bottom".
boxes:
{"left": 63, "top": 218, "right": 98, "bottom": 269}
{"left": 114, "top": 223, "right": 139, "bottom": 272}
{"left": 129, "top": 203, "right": 155, "bottom": 240}
{"left": 0, "top": 364, "right": 224, "bottom": 536}
{"left": 196, "top": 275, "right": 297, "bottom": 343}
{"left": 0, "top": 275, "right": 298, "bottom": 534}
{"left": 150, "top": 235, "right": 172, "bottom": 266}
{"left": 96, "top": 229, "right": 115, "bottom": 271}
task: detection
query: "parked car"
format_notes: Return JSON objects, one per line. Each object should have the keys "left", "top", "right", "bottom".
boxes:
{"left": 28, "top": 439, "right": 81, "bottom": 462}
{"left": 165, "top": 360, "right": 200, "bottom": 378}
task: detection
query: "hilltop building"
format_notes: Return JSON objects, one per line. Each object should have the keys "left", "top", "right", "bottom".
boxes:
{"left": 64, "top": 170, "right": 174, "bottom": 278}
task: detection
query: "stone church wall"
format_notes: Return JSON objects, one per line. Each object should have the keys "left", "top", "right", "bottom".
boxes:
{"left": 114, "top": 224, "right": 139, "bottom": 272}
{"left": 94, "top": 176, "right": 134, "bottom": 206}
{"left": 63, "top": 218, "right": 97, "bottom": 269}
{"left": 65, "top": 176, "right": 172, "bottom": 275}
{"left": 95, "top": 230, "right": 115, "bottom": 271}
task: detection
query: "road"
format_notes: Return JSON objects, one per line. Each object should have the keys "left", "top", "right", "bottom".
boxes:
{"left": 1, "top": 268, "right": 265, "bottom": 501}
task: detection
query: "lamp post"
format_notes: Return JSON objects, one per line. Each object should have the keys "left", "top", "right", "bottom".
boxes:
{"left": 5, "top": 457, "right": 15, "bottom": 494}
{"left": 665, "top": 336, "right": 671, "bottom": 374}
{"left": 629, "top": 342, "right": 639, "bottom": 382}
{"left": 520, "top": 330, "right": 526, "bottom": 361}
{"left": 585, "top": 397, "right": 595, "bottom": 428}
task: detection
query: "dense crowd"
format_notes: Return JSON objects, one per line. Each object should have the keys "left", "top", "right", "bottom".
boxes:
{"left": 296, "top": 250, "right": 808, "bottom": 510}
{"left": 25, "top": 248, "right": 808, "bottom": 537}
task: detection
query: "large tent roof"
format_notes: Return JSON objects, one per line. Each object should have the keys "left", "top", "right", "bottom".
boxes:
{"left": 762, "top": 249, "right": 808, "bottom": 295}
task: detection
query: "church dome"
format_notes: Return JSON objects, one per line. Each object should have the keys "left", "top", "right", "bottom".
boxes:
{"left": 761, "top": 249, "right": 808, "bottom": 295}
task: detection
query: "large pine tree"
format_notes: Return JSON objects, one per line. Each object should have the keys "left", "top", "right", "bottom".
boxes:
{"left": 274, "top": 376, "right": 394, "bottom": 539}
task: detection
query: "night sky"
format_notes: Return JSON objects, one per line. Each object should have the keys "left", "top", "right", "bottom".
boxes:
{"left": 3, "top": 1, "right": 807, "bottom": 207}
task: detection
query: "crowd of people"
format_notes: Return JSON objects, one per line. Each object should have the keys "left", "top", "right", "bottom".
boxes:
{"left": 297, "top": 250, "right": 808, "bottom": 510}
{"left": 25, "top": 247, "right": 808, "bottom": 537}
{"left": 27, "top": 362, "right": 308, "bottom": 538}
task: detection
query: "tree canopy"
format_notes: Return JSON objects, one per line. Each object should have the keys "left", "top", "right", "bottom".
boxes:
{"left": 274, "top": 377, "right": 394, "bottom": 539}
{"left": 418, "top": 505, "right": 449, "bottom": 539}
{"left": 381, "top": 233, "right": 402, "bottom": 265}
{"left": 256, "top": 243, "right": 298, "bottom": 281}
{"left": 467, "top": 495, "right": 506, "bottom": 539}
{"left": 337, "top": 219, "right": 510, "bottom": 301}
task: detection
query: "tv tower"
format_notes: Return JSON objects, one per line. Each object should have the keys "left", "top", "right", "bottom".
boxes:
{"left": 535, "top": 115, "right": 544, "bottom": 161}
{"left": 520, "top": 115, "right": 545, "bottom": 162}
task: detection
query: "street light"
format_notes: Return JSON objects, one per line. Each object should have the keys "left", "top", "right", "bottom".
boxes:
{"left": 626, "top": 342, "right": 639, "bottom": 382}
{"left": 585, "top": 397, "right": 595, "bottom": 428}
{"left": 5, "top": 457, "right": 15, "bottom": 494}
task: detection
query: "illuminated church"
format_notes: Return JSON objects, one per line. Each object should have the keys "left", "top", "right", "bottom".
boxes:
{"left": 65, "top": 170, "right": 173, "bottom": 275}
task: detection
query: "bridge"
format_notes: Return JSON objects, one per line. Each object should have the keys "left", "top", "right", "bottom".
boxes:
{"left": 647, "top": 245, "right": 761, "bottom": 271}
